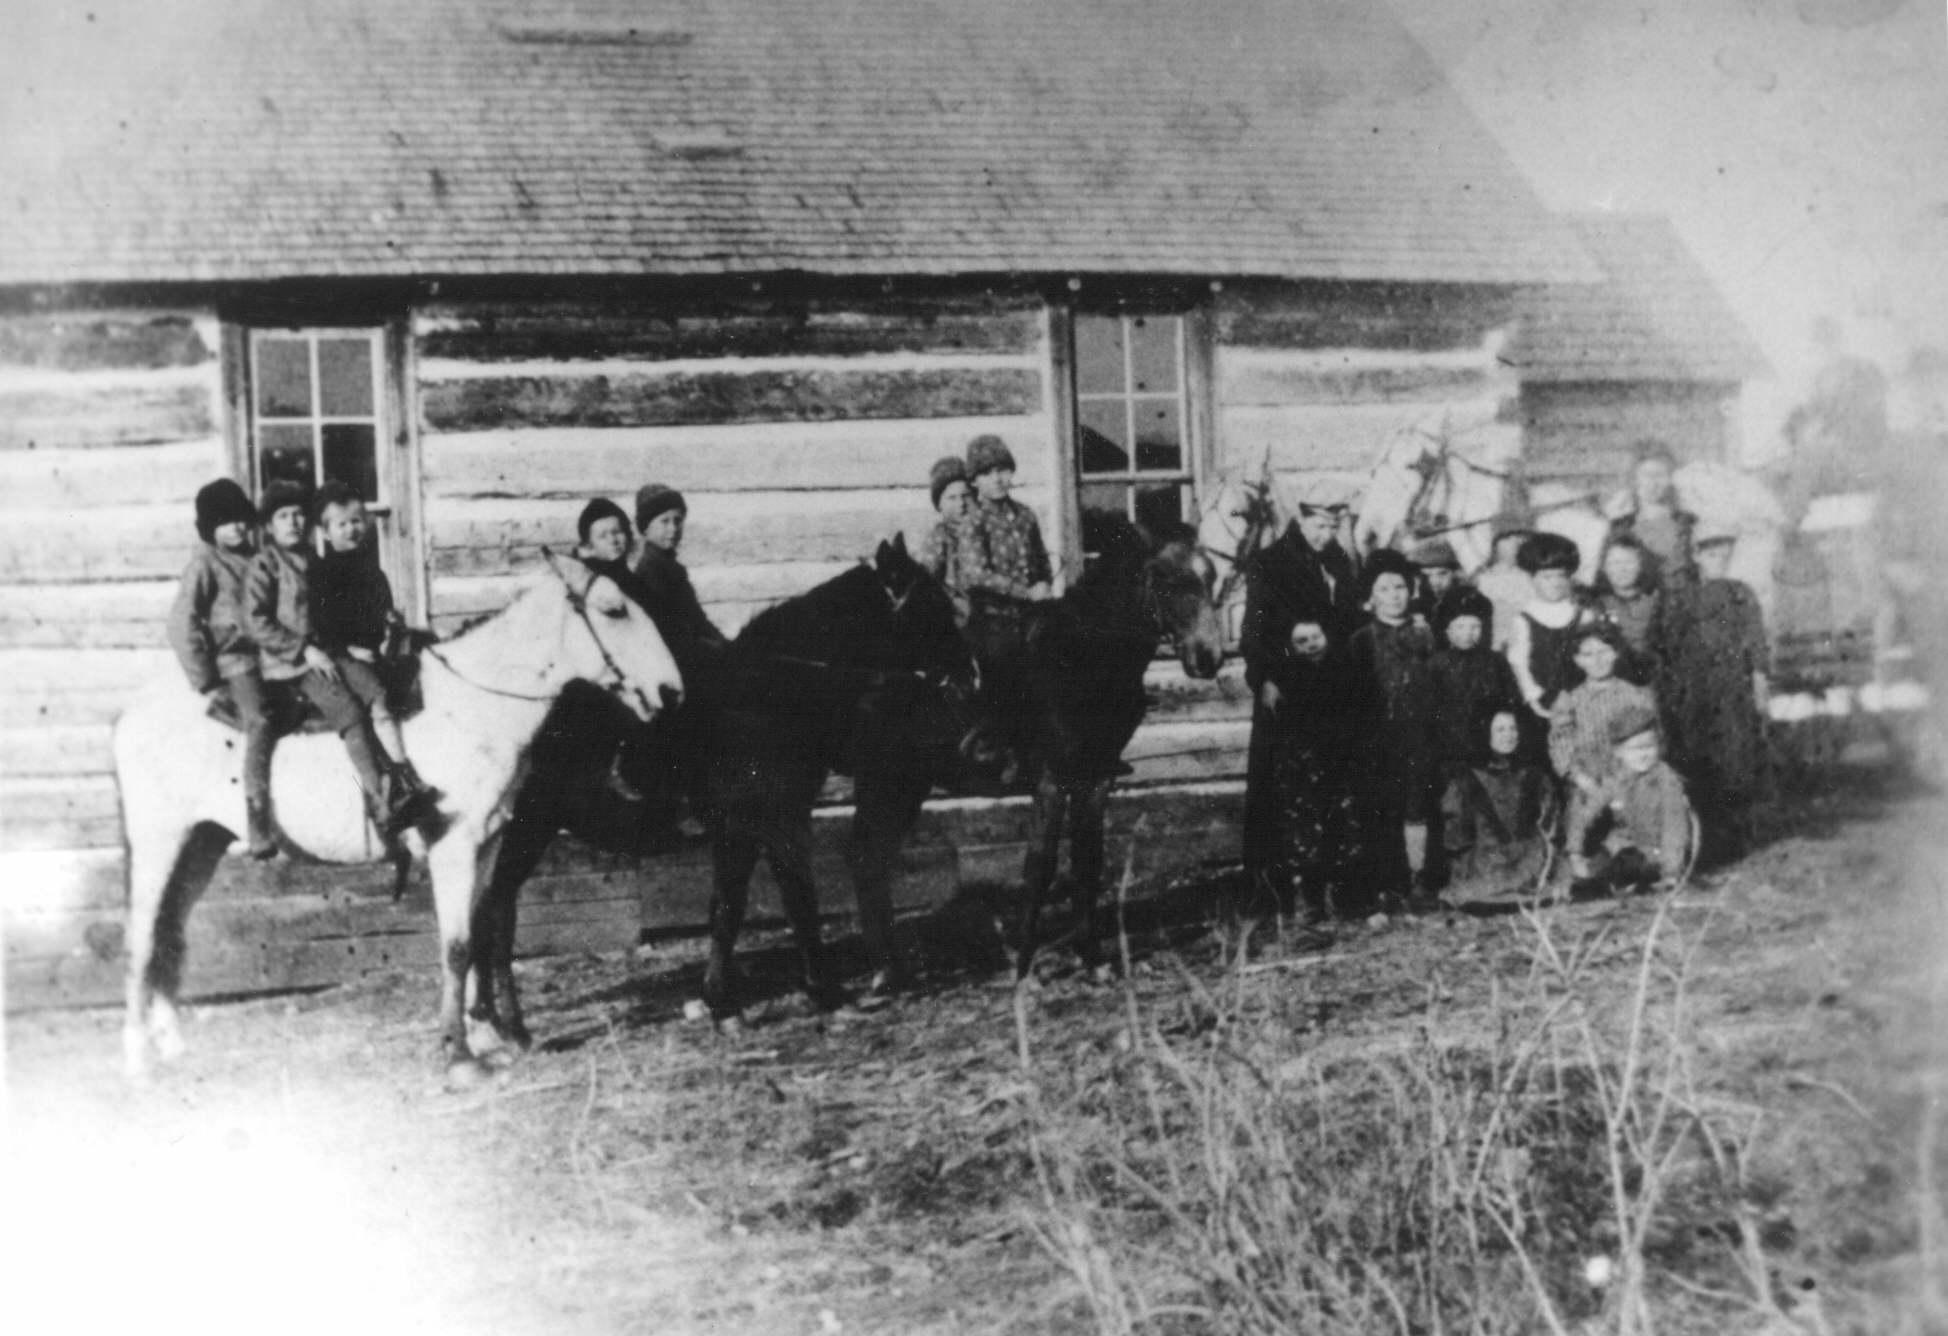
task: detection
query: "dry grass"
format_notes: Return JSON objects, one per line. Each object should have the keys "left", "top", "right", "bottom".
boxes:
{"left": 1016, "top": 832, "right": 1948, "bottom": 1335}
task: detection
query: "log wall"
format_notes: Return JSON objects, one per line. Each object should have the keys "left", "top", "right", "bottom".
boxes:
{"left": 413, "top": 295, "right": 1059, "bottom": 636}
{"left": 1, "top": 280, "right": 1530, "bottom": 1010}
{"left": 1517, "top": 381, "right": 1738, "bottom": 489}
{"left": 1211, "top": 281, "right": 1522, "bottom": 507}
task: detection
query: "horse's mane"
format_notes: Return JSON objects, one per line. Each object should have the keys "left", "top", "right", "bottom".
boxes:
{"left": 734, "top": 561, "right": 883, "bottom": 655}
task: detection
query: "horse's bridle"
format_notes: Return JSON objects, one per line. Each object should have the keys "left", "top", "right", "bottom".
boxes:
{"left": 425, "top": 558, "right": 654, "bottom": 715}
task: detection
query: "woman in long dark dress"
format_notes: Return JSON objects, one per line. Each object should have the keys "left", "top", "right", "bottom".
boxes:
{"left": 1266, "top": 615, "right": 1387, "bottom": 923}
{"left": 1666, "top": 527, "right": 1771, "bottom": 862}
{"left": 1239, "top": 499, "right": 1362, "bottom": 902}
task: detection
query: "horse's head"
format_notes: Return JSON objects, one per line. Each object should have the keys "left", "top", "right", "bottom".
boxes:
{"left": 541, "top": 550, "right": 684, "bottom": 722}
{"left": 871, "top": 533, "right": 979, "bottom": 699}
{"left": 1197, "top": 471, "right": 1284, "bottom": 607}
{"left": 1143, "top": 522, "right": 1226, "bottom": 679}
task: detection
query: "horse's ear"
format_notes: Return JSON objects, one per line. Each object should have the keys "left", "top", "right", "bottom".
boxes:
{"left": 890, "top": 531, "right": 909, "bottom": 559}
{"left": 873, "top": 538, "right": 893, "bottom": 567}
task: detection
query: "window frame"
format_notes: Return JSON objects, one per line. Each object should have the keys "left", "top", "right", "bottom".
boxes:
{"left": 1052, "top": 301, "right": 1214, "bottom": 576}
{"left": 220, "top": 313, "right": 427, "bottom": 625}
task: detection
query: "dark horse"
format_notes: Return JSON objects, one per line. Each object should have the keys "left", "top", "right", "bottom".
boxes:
{"left": 464, "top": 536, "right": 977, "bottom": 1042}
{"left": 1007, "top": 511, "right": 1226, "bottom": 975}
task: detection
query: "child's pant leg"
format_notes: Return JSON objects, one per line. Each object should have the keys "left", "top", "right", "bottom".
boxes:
{"left": 337, "top": 657, "right": 403, "bottom": 758}
{"left": 227, "top": 669, "right": 277, "bottom": 813}
{"left": 297, "top": 668, "right": 388, "bottom": 798}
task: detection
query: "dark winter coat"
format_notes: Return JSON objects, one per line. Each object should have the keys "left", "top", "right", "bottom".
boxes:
{"left": 309, "top": 547, "right": 395, "bottom": 656}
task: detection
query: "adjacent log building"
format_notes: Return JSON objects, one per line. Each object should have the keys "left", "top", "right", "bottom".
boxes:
{"left": 1506, "top": 213, "right": 1769, "bottom": 489}
{"left": 0, "top": 0, "right": 1595, "bottom": 1005}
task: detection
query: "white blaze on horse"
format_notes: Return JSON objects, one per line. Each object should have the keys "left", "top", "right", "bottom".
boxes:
{"left": 113, "top": 553, "right": 683, "bottom": 1082}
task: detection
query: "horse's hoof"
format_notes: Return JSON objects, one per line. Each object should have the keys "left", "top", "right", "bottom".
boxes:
{"left": 480, "top": 1044, "right": 520, "bottom": 1071}
{"left": 506, "top": 1026, "right": 535, "bottom": 1053}
{"left": 443, "top": 1057, "right": 495, "bottom": 1091}
{"left": 807, "top": 982, "right": 853, "bottom": 1014}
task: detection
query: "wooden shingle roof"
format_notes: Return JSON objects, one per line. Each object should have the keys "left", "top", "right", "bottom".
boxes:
{"left": 1507, "top": 214, "right": 1769, "bottom": 384}
{"left": 0, "top": 0, "right": 1596, "bottom": 288}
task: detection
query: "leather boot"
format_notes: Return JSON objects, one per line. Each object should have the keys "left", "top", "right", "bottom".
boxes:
{"left": 245, "top": 800, "right": 279, "bottom": 860}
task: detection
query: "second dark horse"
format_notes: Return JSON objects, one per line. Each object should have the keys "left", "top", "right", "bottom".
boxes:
{"left": 1003, "top": 511, "right": 1226, "bottom": 975}
{"left": 467, "top": 536, "right": 978, "bottom": 1038}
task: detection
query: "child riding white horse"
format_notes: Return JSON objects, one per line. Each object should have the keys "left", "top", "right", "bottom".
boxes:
{"left": 114, "top": 553, "right": 683, "bottom": 1082}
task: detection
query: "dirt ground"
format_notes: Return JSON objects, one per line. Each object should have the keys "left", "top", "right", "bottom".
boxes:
{"left": 5, "top": 774, "right": 1946, "bottom": 1336}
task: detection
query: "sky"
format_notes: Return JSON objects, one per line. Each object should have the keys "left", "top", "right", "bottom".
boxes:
{"left": 1388, "top": 0, "right": 1948, "bottom": 452}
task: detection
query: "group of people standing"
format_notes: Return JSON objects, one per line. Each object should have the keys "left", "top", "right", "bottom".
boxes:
{"left": 1241, "top": 439, "right": 1773, "bottom": 923}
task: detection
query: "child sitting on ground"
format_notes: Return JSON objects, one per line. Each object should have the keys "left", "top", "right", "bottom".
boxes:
{"left": 1568, "top": 702, "right": 1695, "bottom": 894}
{"left": 246, "top": 479, "right": 430, "bottom": 838}
{"left": 1549, "top": 623, "right": 1656, "bottom": 838}
{"left": 1442, "top": 705, "right": 1560, "bottom": 906}
{"left": 167, "top": 478, "right": 278, "bottom": 858}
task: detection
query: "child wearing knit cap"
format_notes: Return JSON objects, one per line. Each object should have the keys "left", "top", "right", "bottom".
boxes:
{"left": 1549, "top": 622, "right": 1656, "bottom": 845}
{"left": 918, "top": 455, "right": 972, "bottom": 626}
{"left": 167, "top": 478, "right": 278, "bottom": 857}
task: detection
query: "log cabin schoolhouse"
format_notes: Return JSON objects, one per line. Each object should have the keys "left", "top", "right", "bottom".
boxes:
{"left": 0, "top": 0, "right": 1596, "bottom": 1006}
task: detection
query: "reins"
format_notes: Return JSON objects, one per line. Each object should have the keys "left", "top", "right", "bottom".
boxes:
{"left": 423, "top": 559, "right": 649, "bottom": 712}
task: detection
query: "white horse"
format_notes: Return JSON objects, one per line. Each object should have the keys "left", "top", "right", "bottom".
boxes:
{"left": 113, "top": 553, "right": 683, "bottom": 1082}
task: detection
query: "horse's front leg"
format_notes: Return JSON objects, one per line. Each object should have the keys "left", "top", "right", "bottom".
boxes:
{"left": 847, "top": 774, "right": 927, "bottom": 995}
{"left": 703, "top": 822, "right": 762, "bottom": 1021}
{"left": 470, "top": 816, "right": 551, "bottom": 1056}
{"left": 767, "top": 813, "right": 848, "bottom": 1013}
{"left": 1016, "top": 771, "right": 1069, "bottom": 979}
{"left": 428, "top": 831, "right": 497, "bottom": 1083}
{"left": 1067, "top": 777, "right": 1116, "bottom": 971}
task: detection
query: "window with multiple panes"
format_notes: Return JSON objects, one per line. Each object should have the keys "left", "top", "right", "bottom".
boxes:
{"left": 249, "top": 329, "right": 386, "bottom": 503}
{"left": 1072, "top": 313, "right": 1196, "bottom": 537}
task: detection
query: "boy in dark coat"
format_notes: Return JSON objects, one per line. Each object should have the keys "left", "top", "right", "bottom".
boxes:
{"left": 629, "top": 484, "right": 728, "bottom": 838}
{"left": 167, "top": 478, "right": 277, "bottom": 857}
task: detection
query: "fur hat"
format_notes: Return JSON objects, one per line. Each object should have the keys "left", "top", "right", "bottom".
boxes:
{"left": 257, "top": 479, "right": 311, "bottom": 525}
{"left": 634, "top": 483, "right": 687, "bottom": 533}
{"left": 964, "top": 434, "right": 1015, "bottom": 478}
{"left": 578, "top": 497, "right": 631, "bottom": 544}
{"left": 1607, "top": 701, "right": 1662, "bottom": 747}
{"left": 194, "top": 478, "right": 256, "bottom": 542}
{"left": 1516, "top": 531, "right": 1581, "bottom": 575}
{"left": 928, "top": 455, "right": 968, "bottom": 510}
{"left": 1436, "top": 585, "right": 1494, "bottom": 641}
{"left": 1361, "top": 546, "right": 1418, "bottom": 600}
{"left": 1410, "top": 537, "right": 1460, "bottom": 570}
